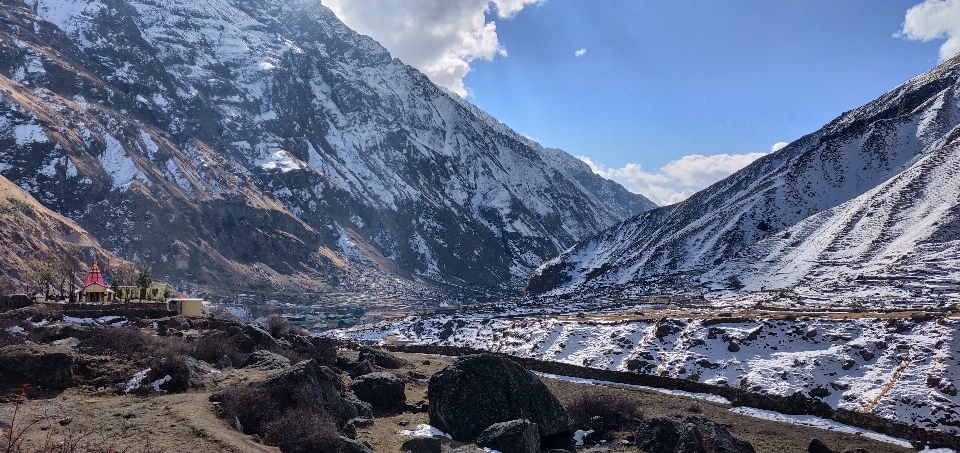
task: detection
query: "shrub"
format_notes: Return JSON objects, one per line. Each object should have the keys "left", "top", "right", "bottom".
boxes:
{"left": 220, "top": 385, "right": 280, "bottom": 435}
{"left": 187, "top": 331, "right": 247, "bottom": 366}
{"left": 261, "top": 409, "right": 340, "bottom": 453}
{"left": 80, "top": 327, "right": 180, "bottom": 360}
{"left": 265, "top": 315, "right": 291, "bottom": 338}
{"left": 144, "top": 352, "right": 192, "bottom": 394}
{"left": 565, "top": 392, "right": 643, "bottom": 430}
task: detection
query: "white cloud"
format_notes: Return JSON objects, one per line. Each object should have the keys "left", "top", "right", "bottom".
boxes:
{"left": 579, "top": 152, "right": 767, "bottom": 206}
{"left": 772, "top": 142, "right": 789, "bottom": 152}
{"left": 574, "top": 48, "right": 587, "bottom": 57}
{"left": 898, "top": 0, "right": 960, "bottom": 61}
{"left": 324, "top": 0, "right": 544, "bottom": 97}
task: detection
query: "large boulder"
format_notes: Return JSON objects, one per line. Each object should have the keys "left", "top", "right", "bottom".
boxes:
{"left": 476, "top": 419, "right": 540, "bottom": 453}
{"left": 242, "top": 350, "right": 291, "bottom": 371}
{"left": 0, "top": 344, "right": 75, "bottom": 390}
{"left": 636, "top": 417, "right": 756, "bottom": 453}
{"left": 258, "top": 360, "right": 357, "bottom": 424}
{"left": 358, "top": 347, "right": 404, "bottom": 369}
{"left": 350, "top": 372, "right": 406, "bottom": 415}
{"left": 242, "top": 324, "right": 278, "bottom": 351}
{"left": 427, "top": 354, "right": 568, "bottom": 441}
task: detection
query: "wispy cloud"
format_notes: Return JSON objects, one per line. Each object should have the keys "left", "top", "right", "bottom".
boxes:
{"left": 772, "top": 142, "right": 789, "bottom": 152}
{"left": 898, "top": 0, "right": 960, "bottom": 61}
{"left": 574, "top": 48, "right": 587, "bottom": 57}
{"left": 579, "top": 151, "right": 768, "bottom": 206}
{"left": 324, "top": 0, "right": 545, "bottom": 97}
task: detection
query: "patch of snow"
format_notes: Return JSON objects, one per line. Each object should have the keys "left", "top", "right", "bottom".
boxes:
{"left": 15, "top": 124, "right": 48, "bottom": 145}
{"left": 730, "top": 407, "right": 913, "bottom": 448}
{"left": 396, "top": 424, "right": 451, "bottom": 439}
{"left": 124, "top": 368, "right": 150, "bottom": 393}
{"left": 573, "top": 429, "right": 593, "bottom": 446}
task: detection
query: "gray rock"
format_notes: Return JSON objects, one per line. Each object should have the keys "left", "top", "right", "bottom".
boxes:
{"left": 242, "top": 324, "right": 278, "bottom": 350}
{"left": 358, "top": 347, "right": 404, "bottom": 369}
{"left": 427, "top": 354, "right": 568, "bottom": 441}
{"left": 351, "top": 372, "right": 406, "bottom": 414}
{"left": 636, "top": 417, "right": 756, "bottom": 453}
{"left": 400, "top": 437, "right": 441, "bottom": 453}
{"left": 0, "top": 344, "right": 75, "bottom": 389}
{"left": 242, "top": 350, "right": 291, "bottom": 371}
{"left": 345, "top": 359, "right": 374, "bottom": 377}
{"left": 339, "top": 436, "right": 373, "bottom": 453}
{"left": 476, "top": 419, "right": 539, "bottom": 453}
{"left": 259, "top": 360, "right": 357, "bottom": 424}
{"left": 345, "top": 392, "right": 374, "bottom": 418}
{"left": 808, "top": 439, "right": 834, "bottom": 453}
{"left": 215, "top": 354, "right": 232, "bottom": 370}
{"left": 52, "top": 337, "right": 80, "bottom": 348}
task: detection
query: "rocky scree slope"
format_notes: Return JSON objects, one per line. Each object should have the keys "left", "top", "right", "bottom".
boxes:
{"left": 0, "top": 0, "right": 653, "bottom": 297}
{"left": 528, "top": 56, "right": 960, "bottom": 301}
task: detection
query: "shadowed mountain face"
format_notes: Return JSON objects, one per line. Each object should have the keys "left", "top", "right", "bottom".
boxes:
{"left": 0, "top": 0, "right": 653, "bottom": 297}
{"left": 529, "top": 56, "right": 960, "bottom": 301}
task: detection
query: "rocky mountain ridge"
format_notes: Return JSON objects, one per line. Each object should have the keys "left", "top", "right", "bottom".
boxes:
{"left": 528, "top": 55, "right": 960, "bottom": 302}
{"left": 0, "top": 0, "right": 653, "bottom": 297}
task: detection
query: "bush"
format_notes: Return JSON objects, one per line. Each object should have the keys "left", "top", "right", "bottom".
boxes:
{"left": 565, "top": 392, "right": 643, "bottom": 430}
{"left": 220, "top": 385, "right": 281, "bottom": 435}
{"left": 80, "top": 327, "right": 181, "bottom": 360}
{"left": 265, "top": 315, "right": 291, "bottom": 338}
{"left": 187, "top": 330, "right": 247, "bottom": 366}
{"left": 144, "top": 352, "right": 192, "bottom": 394}
{"left": 261, "top": 409, "right": 340, "bottom": 453}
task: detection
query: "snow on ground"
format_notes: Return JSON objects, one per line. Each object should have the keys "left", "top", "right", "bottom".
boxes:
{"left": 729, "top": 407, "right": 914, "bottom": 448}
{"left": 336, "top": 312, "right": 960, "bottom": 435}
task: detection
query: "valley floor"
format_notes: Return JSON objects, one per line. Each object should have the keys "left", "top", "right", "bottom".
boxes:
{"left": 0, "top": 351, "right": 929, "bottom": 453}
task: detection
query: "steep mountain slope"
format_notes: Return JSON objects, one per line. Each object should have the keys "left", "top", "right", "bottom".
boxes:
{"left": 528, "top": 56, "right": 960, "bottom": 301}
{"left": 0, "top": 0, "right": 653, "bottom": 297}
{"left": 0, "top": 174, "right": 109, "bottom": 293}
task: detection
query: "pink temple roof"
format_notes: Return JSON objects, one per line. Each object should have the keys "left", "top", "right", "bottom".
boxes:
{"left": 83, "top": 258, "right": 106, "bottom": 288}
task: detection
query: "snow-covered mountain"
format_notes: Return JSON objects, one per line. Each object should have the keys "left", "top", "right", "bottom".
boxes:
{"left": 0, "top": 0, "right": 653, "bottom": 296}
{"left": 528, "top": 56, "right": 960, "bottom": 302}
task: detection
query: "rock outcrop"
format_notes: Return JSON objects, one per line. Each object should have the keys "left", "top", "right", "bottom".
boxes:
{"left": 0, "top": 344, "right": 75, "bottom": 389}
{"left": 258, "top": 360, "right": 357, "bottom": 425}
{"left": 427, "top": 354, "right": 568, "bottom": 441}
{"left": 635, "top": 417, "right": 756, "bottom": 453}
{"left": 350, "top": 372, "right": 406, "bottom": 415}
{"left": 475, "top": 419, "right": 540, "bottom": 453}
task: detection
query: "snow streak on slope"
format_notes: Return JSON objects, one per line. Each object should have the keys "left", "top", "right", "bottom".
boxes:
{"left": 528, "top": 56, "right": 960, "bottom": 301}
{"left": 337, "top": 314, "right": 960, "bottom": 435}
{"left": 1, "top": 0, "right": 653, "bottom": 295}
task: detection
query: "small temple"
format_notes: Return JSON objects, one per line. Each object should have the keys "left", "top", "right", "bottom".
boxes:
{"left": 79, "top": 257, "right": 113, "bottom": 302}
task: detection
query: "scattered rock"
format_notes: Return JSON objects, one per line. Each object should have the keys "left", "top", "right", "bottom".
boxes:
{"left": 241, "top": 324, "right": 278, "bottom": 350}
{"left": 636, "top": 416, "right": 756, "bottom": 453}
{"left": 727, "top": 342, "right": 741, "bottom": 352}
{"left": 344, "top": 360, "right": 374, "bottom": 377}
{"left": 427, "top": 353, "right": 568, "bottom": 441}
{"left": 353, "top": 418, "right": 374, "bottom": 428}
{"left": 808, "top": 438, "right": 834, "bottom": 453}
{"left": 345, "top": 392, "right": 374, "bottom": 418}
{"left": 408, "top": 370, "right": 428, "bottom": 380}
{"left": 400, "top": 437, "right": 441, "bottom": 453}
{"left": 58, "top": 417, "right": 73, "bottom": 426}
{"left": 215, "top": 355, "right": 233, "bottom": 370}
{"left": 258, "top": 360, "right": 357, "bottom": 424}
{"left": 52, "top": 337, "right": 80, "bottom": 348}
{"left": 0, "top": 344, "right": 75, "bottom": 389}
{"left": 339, "top": 436, "right": 373, "bottom": 453}
{"left": 242, "top": 350, "right": 291, "bottom": 371}
{"left": 358, "top": 347, "right": 404, "bottom": 369}
{"left": 476, "top": 419, "right": 540, "bottom": 453}
{"left": 352, "top": 372, "right": 406, "bottom": 414}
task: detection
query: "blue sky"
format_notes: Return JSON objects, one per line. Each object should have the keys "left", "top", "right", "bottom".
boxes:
{"left": 325, "top": 0, "right": 958, "bottom": 204}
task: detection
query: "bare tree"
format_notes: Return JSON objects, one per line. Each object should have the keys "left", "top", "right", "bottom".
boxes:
{"left": 25, "top": 258, "right": 55, "bottom": 298}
